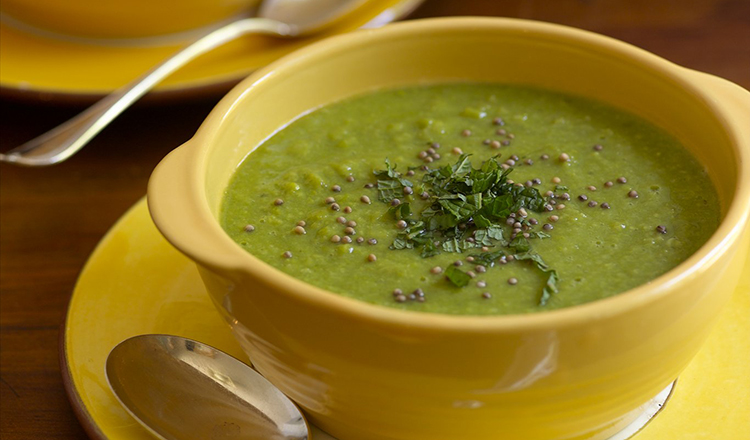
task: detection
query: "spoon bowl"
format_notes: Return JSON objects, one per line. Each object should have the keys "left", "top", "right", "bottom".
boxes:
{"left": 106, "top": 334, "right": 309, "bottom": 440}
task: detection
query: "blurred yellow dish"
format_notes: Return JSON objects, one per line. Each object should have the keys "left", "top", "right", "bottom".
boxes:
{"left": 0, "top": 0, "right": 258, "bottom": 39}
{"left": 148, "top": 18, "right": 750, "bottom": 440}
{"left": 0, "top": 0, "right": 419, "bottom": 100}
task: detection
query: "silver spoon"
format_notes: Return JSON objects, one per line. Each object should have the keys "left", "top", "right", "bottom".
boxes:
{"left": 0, "top": 0, "right": 368, "bottom": 167}
{"left": 106, "top": 334, "right": 309, "bottom": 440}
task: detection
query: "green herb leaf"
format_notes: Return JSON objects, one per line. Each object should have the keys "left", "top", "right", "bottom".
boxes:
{"left": 420, "top": 241, "right": 441, "bottom": 258}
{"left": 445, "top": 265, "right": 471, "bottom": 287}
{"left": 374, "top": 159, "right": 413, "bottom": 202}
{"left": 468, "top": 250, "right": 507, "bottom": 267}
{"left": 513, "top": 251, "right": 558, "bottom": 306}
{"left": 388, "top": 202, "right": 412, "bottom": 220}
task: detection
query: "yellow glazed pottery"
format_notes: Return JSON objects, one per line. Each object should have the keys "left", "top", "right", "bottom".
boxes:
{"left": 148, "top": 18, "right": 750, "bottom": 440}
{"left": 0, "top": 0, "right": 259, "bottom": 40}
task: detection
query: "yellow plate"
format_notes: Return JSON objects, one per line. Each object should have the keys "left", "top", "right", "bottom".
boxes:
{"left": 61, "top": 198, "right": 750, "bottom": 440}
{"left": 0, "top": 0, "right": 421, "bottom": 102}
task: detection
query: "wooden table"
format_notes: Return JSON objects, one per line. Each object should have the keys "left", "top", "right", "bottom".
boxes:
{"left": 1, "top": 1, "right": 748, "bottom": 438}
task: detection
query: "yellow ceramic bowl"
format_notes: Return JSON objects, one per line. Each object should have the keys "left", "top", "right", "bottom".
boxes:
{"left": 0, "top": 0, "right": 258, "bottom": 40}
{"left": 148, "top": 18, "right": 750, "bottom": 440}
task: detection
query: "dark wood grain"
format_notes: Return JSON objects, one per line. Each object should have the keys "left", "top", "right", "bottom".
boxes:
{"left": 1, "top": 1, "right": 748, "bottom": 438}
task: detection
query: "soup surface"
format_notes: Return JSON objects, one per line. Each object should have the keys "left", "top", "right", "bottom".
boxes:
{"left": 221, "top": 84, "right": 720, "bottom": 315}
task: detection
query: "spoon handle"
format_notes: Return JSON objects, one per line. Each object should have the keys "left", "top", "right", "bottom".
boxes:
{"left": 0, "top": 18, "right": 293, "bottom": 167}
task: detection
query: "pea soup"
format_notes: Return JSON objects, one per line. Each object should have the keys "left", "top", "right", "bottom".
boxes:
{"left": 220, "top": 84, "right": 720, "bottom": 315}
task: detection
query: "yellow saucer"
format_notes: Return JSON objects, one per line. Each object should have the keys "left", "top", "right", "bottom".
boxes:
{"left": 62, "top": 198, "right": 750, "bottom": 440}
{"left": 0, "top": 0, "right": 420, "bottom": 102}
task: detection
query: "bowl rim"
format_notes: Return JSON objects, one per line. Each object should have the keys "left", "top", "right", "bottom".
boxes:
{"left": 152, "top": 16, "right": 750, "bottom": 332}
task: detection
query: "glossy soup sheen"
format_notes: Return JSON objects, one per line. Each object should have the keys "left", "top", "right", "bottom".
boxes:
{"left": 220, "top": 84, "right": 720, "bottom": 315}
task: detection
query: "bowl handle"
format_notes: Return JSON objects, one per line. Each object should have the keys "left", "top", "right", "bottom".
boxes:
{"left": 147, "top": 140, "right": 241, "bottom": 273}
{"left": 684, "top": 69, "right": 750, "bottom": 147}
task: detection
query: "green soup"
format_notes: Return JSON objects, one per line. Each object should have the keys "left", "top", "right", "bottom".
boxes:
{"left": 220, "top": 84, "right": 720, "bottom": 315}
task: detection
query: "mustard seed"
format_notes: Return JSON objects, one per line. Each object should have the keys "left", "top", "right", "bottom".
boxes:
{"left": 331, "top": 235, "right": 341, "bottom": 243}
{"left": 293, "top": 226, "right": 306, "bottom": 235}
{"left": 243, "top": 224, "right": 255, "bottom": 232}
{"left": 601, "top": 202, "right": 611, "bottom": 209}
{"left": 364, "top": 183, "right": 374, "bottom": 189}
{"left": 430, "top": 266, "right": 443, "bottom": 274}
{"left": 588, "top": 200, "right": 598, "bottom": 207}
{"left": 403, "top": 187, "right": 413, "bottom": 195}
{"left": 549, "top": 215, "right": 559, "bottom": 222}
{"left": 330, "top": 203, "right": 340, "bottom": 211}
{"left": 476, "top": 265, "right": 487, "bottom": 273}
{"left": 551, "top": 176, "right": 561, "bottom": 184}
{"left": 336, "top": 216, "right": 346, "bottom": 224}
{"left": 593, "top": 144, "right": 603, "bottom": 151}
{"left": 296, "top": 220, "right": 306, "bottom": 227}
{"left": 356, "top": 237, "right": 365, "bottom": 243}
{"left": 344, "top": 227, "right": 355, "bottom": 235}
{"left": 343, "top": 206, "right": 352, "bottom": 213}
{"left": 493, "top": 117, "right": 504, "bottom": 126}
{"left": 587, "top": 185, "right": 597, "bottom": 191}
{"left": 556, "top": 204, "right": 566, "bottom": 210}
{"left": 347, "top": 220, "right": 357, "bottom": 227}
{"left": 490, "top": 140, "right": 501, "bottom": 149}
{"left": 617, "top": 177, "right": 627, "bottom": 184}
{"left": 346, "top": 175, "right": 355, "bottom": 182}
{"left": 540, "top": 154, "right": 550, "bottom": 160}
{"left": 392, "top": 288, "right": 403, "bottom": 296}
{"left": 477, "top": 281, "right": 487, "bottom": 288}
{"left": 656, "top": 225, "right": 668, "bottom": 234}
{"left": 360, "top": 195, "right": 371, "bottom": 204}
{"left": 578, "top": 194, "right": 588, "bottom": 201}
{"left": 482, "top": 292, "right": 492, "bottom": 299}
{"left": 508, "top": 278, "right": 518, "bottom": 285}
{"left": 396, "top": 220, "right": 407, "bottom": 229}
{"left": 391, "top": 199, "right": 401, "bottom": 207}
{"left": 558, "top": 153, "right": 570, "bottom": 162}
{"left": 452, "top": 147, "right": 463, "bottom": 155}
{"left": 604, "top": 181, "right": 614, "bottom": 188}
{"left": 628, "top": 190, "right": 639, "bottom": 198}
{"left": 342, "top": 236, "right": 352, "bottom": 244}
{"left": 331, "top": 185, "right": 341, "bottom": 192}
{"left": 367, "top": 254, "right": 377, "bottom": 262}
{"left": 368, "top": 238, "right": 377, "bottom": 245}
{"left": 282, "top": 251, "right": 292, "bottom": 258}
{"left": 274, "top": 198, "right": 284, "bottom": 206}
{"left": 406, "top": 170, "right": 415, "bottom": 176}
{"left": 461, "top": 129, "right": 472, "bottom": 137}
{"left": 467, "top": 271, "right": 477, "bottom": 278}
{"left": 543, "top": 223, "right": 553, "bottom": 231}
